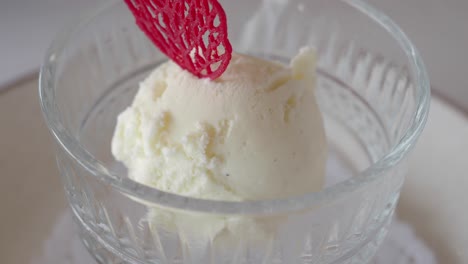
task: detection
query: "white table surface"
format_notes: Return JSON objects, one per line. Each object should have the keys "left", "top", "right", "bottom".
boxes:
{"left": 1, "top": 0, "right": 468, "bottom": 110}
{"left": 0, "top": 0, "right": 100, "bottom": 88}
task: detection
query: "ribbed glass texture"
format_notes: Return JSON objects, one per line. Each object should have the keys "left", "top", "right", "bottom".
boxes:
{"left": 40, "top": 0, "right": 430, "bottom": 263}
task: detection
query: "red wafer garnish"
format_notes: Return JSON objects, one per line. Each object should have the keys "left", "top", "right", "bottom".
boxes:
{"left": 124, "top": 0, "right": 233, "bottom": 80}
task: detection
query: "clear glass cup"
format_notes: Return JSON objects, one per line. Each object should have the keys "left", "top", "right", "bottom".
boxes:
{"left": 39, "top": 0, "right": 430, "bottom": 263}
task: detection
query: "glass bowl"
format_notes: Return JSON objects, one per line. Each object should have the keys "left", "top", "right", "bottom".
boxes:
{"left": 39, "top": 0, "right": 430, "bottom": 263}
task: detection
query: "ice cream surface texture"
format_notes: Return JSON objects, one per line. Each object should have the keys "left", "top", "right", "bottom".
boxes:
{"left": 112, "top": 47, "right": 327, "bottom": 201}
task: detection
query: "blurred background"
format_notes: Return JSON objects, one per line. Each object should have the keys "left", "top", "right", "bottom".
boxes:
{"left": 0, "top": 0, "right": 467, "bottom": 264}
{"left": 1, "top": 0, "right": 468, "bottom": 110}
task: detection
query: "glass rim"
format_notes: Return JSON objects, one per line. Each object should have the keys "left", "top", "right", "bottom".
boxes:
{"left": 39, "top": 0, "right": 430, "bottom": 216}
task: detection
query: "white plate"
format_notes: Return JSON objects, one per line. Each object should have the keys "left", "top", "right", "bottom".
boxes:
{"left": 398, "top": 96, "right": 468, "bottom": 263}
{"left": 33, "top": 98, "right": 468, "bottom": 264}
{"left": 1, "top": 78, "right": 467, "bottom": 263}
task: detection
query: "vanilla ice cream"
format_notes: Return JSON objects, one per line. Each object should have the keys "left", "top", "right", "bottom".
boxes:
{"left": 112, "top": 47, "right": 326, "bottom": 202}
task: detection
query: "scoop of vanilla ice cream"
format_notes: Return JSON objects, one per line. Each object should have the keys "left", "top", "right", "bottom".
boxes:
{"left": 112, "top": 47, "right": 326, "bottom": 201}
